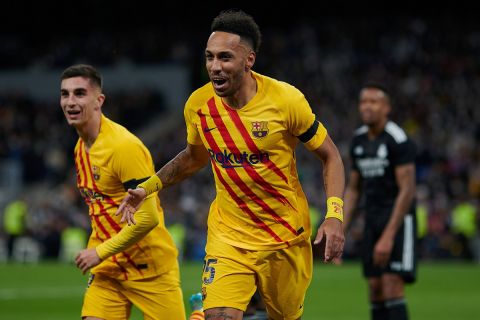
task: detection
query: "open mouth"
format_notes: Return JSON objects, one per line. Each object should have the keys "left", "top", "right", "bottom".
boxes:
{"left": 212, "top": 77, "right": 228, "bottom": 91}
{"left": 212, "top": 78, "right": 227, "bottom": 85}
{"left": 66, "top": 109, "right": 81, "bottom": 120}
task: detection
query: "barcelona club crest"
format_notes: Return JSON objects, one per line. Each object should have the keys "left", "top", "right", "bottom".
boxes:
{"left": 251, "top": 121, "right": 269, "bottom": 139}
{"left": 92, "top": 165, "right": 101, "bottom": 181}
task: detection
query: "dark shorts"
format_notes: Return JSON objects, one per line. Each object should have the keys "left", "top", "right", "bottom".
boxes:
{"left": 362, "top": 212, "right": 417, "bottom": 284}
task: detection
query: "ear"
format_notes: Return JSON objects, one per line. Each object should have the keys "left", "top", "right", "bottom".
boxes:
{"left": 245, "top": 51, "right": 256, "bottom": 71}
{"left": 385, "top": 102, "right": 391, "bottom": 115}
{"left": 95, "top": 93, "right": 106, "bottom": 110}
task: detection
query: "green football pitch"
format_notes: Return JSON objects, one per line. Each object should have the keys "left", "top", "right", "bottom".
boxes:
{"left": 0, "top": 261, "right": 478, "bottom": 319}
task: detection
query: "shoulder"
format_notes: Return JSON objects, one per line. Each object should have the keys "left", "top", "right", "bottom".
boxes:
{"left": 350, "top": 125, "right": 367, "bottom": 148}
{"left": 103, "top": 117, "right": 147, "bottom": 153}
{"left": 255, "top": 72, "right": 304, "bottom": 102}
{"left": 258, "top": 75, "right": 304, "bottom": 99}
{"left": 186, "top": 82, "right": 214, "bottom": 109}
{"left": 384, "top": 121, "right": 409, "bottom": 144}
{"left": 352, "top": 125, "right": 368, "bottom": 142}
{"left": 354, "top": 125, "right": 368, "bottom": 137}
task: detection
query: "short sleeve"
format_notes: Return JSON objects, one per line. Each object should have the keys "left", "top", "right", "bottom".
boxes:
{"left": 390, "top": 139, "right": 416, "bottom": 166}
{"left": 285, "top": 85, "right": 327, "bottom": 150}
{"left": 184, "top": 96, "right": 203, "bottom": 146}
{"left": 349, "top": 139, "right": 359, "bottom": 171}
{"left": 112, "top": 140, "right": 154, "bottom": 186}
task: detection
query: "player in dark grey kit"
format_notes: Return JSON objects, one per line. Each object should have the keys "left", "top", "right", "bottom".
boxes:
{"left": 343, "top": 83, "right": 417, "bottom": 320}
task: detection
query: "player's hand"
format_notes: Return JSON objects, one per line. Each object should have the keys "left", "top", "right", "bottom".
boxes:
{"left": 332, "top": 256, "right": 344, "bottom": 265}
{"left": 314, "top": 218, "right": 345, "bottom": 263}
{"left": 115, "top": 188, "right": 147, "bottom": 225}
{"left": 75, "top": 248, "right": 101, "bottom": 274}
{"left": 373, "top": 235, "right": 393, "bottom": 267}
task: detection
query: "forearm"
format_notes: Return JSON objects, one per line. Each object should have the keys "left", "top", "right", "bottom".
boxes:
{"left": 343, "top": 187, "right": 359, "bottom": 231}
{"left": 157, "top": 148, "right": 205, "bottom": 189}
{"left": 383, "top": 187, "right": 415, "bottom": 238}
{"left": 322, "top": 151, "right": 345, "bottom": 200}
{"left": 96, "top": 196, "right": 159, "bottom": 260}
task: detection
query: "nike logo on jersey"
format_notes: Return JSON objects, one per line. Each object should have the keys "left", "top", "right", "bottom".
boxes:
{"left": 203, "top": 126, "right": 217, "bottom": 133}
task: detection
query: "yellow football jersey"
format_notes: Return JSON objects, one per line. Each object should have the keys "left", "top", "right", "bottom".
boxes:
{"left": 74, "top": 115, "right": 178, "bottom": 280}
{"left": 185, "top": 71, "right": 327, "bottom": 250}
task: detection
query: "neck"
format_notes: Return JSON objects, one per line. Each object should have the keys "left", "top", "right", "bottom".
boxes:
{"left": 223, "top": 71, "right": 257, "bottom": 109}
{"left": 367, "top": 119, "right": 388, "bottom": 138}
{"left": 77, "top": 114, "right": 102, "bottom": 150}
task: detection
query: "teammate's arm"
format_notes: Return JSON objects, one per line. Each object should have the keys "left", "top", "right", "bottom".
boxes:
{"left": 311, "top": 134, "right": 346, "bottom": 262}
{"left": 158, "top": 143, "right": 210, "bottom": 188}
{"left": 75, "top": 196, "right": 159, "bottom": 274}
{"left": 116, "top": 143, "right": 210, "bottom": 223}
{"left": 373, "top": 163, "right": 415, "bottom": 267}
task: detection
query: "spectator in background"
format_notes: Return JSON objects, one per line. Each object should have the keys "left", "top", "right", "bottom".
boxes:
{"left": 451, "top": 194, "right": 477, "bottom": 260}
{"left": 3, "top": 196, "right": 28, "bottom": 261}
{"left": 2, "top": 15, "right": 480, "bottom": 265}
{"left": 343, "top": 83, "right": 418, "bottom": 320}
{"left": 60, "top": 222, "right": 88, "bottom": 263}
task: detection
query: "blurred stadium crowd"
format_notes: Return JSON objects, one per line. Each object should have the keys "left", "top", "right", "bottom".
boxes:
{"left": 1, "top": 10, "right": 479, "bottom": 264}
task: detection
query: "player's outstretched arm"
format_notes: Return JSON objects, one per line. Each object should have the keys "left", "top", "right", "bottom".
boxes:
{"left": 116, "top": 143, "right": 210, "bottom": 223}
{"left": 116, "top": 187, "right": 147, "bottom": 225}
{"left": 311, "top": 135, "right": 346, "bottom": 262}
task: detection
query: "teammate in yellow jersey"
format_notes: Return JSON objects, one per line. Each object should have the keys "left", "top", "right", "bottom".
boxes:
{"left": 117, "top": 9, "right": 345, "bottom": 320}
{"left": 60, "top": 64, "right": 186, "bottom": 320}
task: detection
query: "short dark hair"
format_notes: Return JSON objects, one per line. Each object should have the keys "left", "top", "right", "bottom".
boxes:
{"left": 61, "top": 64, "right": 102, "bottom": 90}
{"left": 361, "top": 82, "right": 391, "bottom": 104}
{"left": 211, "top": 9, "right": 262, "bottom": 53}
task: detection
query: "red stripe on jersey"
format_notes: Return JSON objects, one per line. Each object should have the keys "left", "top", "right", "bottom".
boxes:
{"left": 94, "top": 193, "right": 147, "bottom": 255}
{"left": 215, "top": 100, "right": 293, "bottom": 208}
{"left": 77, "top": 145, "right": 112, "bottom": 241}
{"left": 90, "top": 213, "right": 129, "bottom": 276}
{"left": 75, "top": 146, "right": 91, "bottom": 207}
{"left": 112, "top": 255, "right": 129, "bottom": 280}
{"left": 206, "top": 99, "right": 297, "bottom": 236}
{"left": 212, "top": 163, "right": 282, "bottom": 242}
{"left": 74, "top": 149, "right": 81, "bottom": 186}
{"left": 77, "top": 140, "right": 89, "bottom": 188}
{"left": 198, "top": 108, "right": 283, "bottom": 242}
{"left": 84, "top": 152, "right": 121, "bottom": 232}
{"left": 83, "top": 153, "right": 146, "bottom": 257}
{"left": 93, "top": 228, "right": 128, "bottom": 280}
{"left": 84, "top": 151, "right": 144, "bottom": 276}
{"left": 222, "top": 100, "right": 289, "bottom": 183}
{"left": 92, "top": 213, "right": 112, "bottom": 238}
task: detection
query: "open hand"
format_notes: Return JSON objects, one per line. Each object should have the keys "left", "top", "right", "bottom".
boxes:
{"left": 373, "top": 235, "right": 393, "bottom": 267}
{"left": 75, "top": 248, "right": 101, "bottom": 274}
{"left": 314, "top": 218, "right": 345, "bottom": 263}
{"left": 115, "top": 188, "right": 147, "bottom": 225}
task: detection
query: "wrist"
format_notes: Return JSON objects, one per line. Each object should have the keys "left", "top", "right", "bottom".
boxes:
{"left": 137, "top": 175, "right": 163, "bottom": 196}
{"left": 325, "top": 196, "right": 344, "bottom": 222}
{"left": 95, "top": 246, "right": 106, "bottom": 261}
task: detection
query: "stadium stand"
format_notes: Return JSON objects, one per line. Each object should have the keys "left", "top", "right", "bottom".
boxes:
{"left": 1, "top": 9, "right": 479, "bottom": 262}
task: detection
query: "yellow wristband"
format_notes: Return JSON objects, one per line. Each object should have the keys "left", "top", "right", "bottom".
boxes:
{"left": 325, "top": 196, "right": 344, "bottom": 222}
{"left": 137, "top": 175, "right": 163, "bottom": 196}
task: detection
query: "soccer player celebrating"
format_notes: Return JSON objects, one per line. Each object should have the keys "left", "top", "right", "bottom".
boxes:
{"left": 117, "top": 9, "right": 345, "bottom": 319}
{"left": 343, "top": 83, "right": 418, "bottom": 320}
{"left": 60, "top": 64, "right": 186, "bottom": 319}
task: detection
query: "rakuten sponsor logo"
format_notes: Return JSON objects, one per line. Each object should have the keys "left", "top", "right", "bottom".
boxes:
{"left": 208, "top": 149, "right": 269, "bottom": 168}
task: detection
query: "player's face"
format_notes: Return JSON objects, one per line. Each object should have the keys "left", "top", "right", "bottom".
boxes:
{"left": 60, "top": 76, "right": 104, "bottom": 128}
{"left": 205, "top": 31, "right": 255, "bottom": 97}
{"left": 358, "top": 88, "right": 390, "bottom": 126}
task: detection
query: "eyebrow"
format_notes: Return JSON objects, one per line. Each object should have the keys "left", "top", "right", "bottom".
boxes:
{"left": 60, "top": 87, "right": 88, "bottom": 94}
